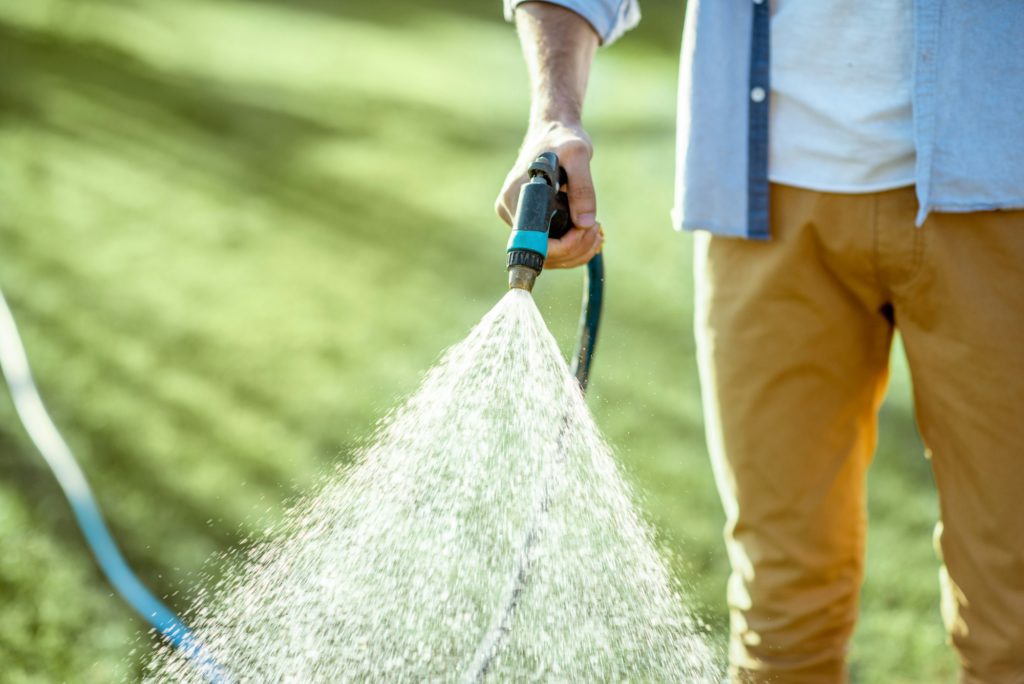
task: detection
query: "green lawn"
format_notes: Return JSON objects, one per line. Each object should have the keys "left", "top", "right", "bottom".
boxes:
{"left": 0, "top": 1, "right": 957, "bottom": 681}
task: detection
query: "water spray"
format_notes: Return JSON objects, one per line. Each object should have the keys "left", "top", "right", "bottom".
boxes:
{"left": 464, "top": 152, "right": 605, "bottom": 681}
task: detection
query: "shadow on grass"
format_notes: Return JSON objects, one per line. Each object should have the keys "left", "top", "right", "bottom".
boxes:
{"left": 0, "top": 19, "right": 502, "bottom": 264}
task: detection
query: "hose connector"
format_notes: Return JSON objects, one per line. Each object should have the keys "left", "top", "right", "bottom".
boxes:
{"left": 506, "top": 152, "right": 572, "bottom": 291}
{"left": 507, "top": 263, "right": 539, "bottom": 291}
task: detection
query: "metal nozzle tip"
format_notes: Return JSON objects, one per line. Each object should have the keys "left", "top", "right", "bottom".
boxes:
{"left": 508, "top": 264, "right": 539, "bottom": 292}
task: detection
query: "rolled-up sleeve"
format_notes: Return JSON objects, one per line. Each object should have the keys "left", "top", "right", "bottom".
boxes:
{"left": 503, "top": 0, "right": 641, "bottom": 46}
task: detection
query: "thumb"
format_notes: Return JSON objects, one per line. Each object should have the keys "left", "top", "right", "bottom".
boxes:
{"left": 561, "top": 154, "right": 597, "bottom": 229}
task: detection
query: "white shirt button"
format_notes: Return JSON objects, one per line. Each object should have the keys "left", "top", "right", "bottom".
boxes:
{"left": 750, "top": 87, "right": 766, "bottom": 103}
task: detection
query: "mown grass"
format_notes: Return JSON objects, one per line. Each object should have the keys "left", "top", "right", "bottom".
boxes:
{"left": 0, "top": 0, "right": 956, "bottom": 681}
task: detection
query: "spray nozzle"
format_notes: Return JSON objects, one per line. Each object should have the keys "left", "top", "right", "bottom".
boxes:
{"left": 506, "top": 152, "right": 573, "bottom": 291}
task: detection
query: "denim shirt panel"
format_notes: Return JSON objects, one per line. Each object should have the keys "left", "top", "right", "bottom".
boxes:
{"left": 680, "top": 1, "right": 1024, "bottom": 237}
{"left": 672, "top": 0, "right": 752, "bottom": 238}
{"left": 918, "top": 0, "right": 1024, "bottom": 222}
{"left": 747, "top": 0, "right": 771, "bottom": 239}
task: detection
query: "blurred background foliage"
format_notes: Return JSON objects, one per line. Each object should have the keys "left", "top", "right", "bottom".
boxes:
{"left": 0, "top": 0, "right": 956, "bottom": 681}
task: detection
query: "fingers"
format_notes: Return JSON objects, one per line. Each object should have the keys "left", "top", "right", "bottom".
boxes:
{"left": 557, "top": 226, "right": 603, "bottom": 268}
{"left": 494, "top": 169, "right": 525, "bottom": 227}
{"left": 559, "top": 145, "right": 596, "bottom": 229}
{"left": 546, "top": 224, "right": 603, "bottom": 269}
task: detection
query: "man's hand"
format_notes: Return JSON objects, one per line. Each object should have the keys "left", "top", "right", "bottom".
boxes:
{"left": 496, "top": 3, "right": 604, "bottom": 269}
{"left": 496, "top": 120, "right": 603, "bottom": 268}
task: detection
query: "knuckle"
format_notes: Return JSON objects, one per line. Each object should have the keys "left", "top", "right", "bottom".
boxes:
{"left": 496, "top": 184, "right": 521, "bottom": 219}
{"left": 558, "top": 140, "right": 592, "bottom": 161}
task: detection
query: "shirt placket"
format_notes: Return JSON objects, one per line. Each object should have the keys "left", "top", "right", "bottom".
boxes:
{"left": 747, "top": 0, "right": 771, "bottom": 239}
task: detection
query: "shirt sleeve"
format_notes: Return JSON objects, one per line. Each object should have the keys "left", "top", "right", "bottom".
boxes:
{"left": 503, "top": 0, "right": 641, "bottom": 46}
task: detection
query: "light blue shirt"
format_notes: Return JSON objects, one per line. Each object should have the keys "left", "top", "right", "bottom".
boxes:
{"left": 504, "top": 0, "right": 1024, "bottom": 239}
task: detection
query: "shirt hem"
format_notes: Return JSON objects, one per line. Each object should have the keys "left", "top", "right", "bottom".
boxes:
{"left": 672, "top": 213, "right": 751, "bottom": 239}
{"left": 767, "top": 175, "right": 916, "bottom": 195}
{"left": 920, "top": 199, "right": 1024, "bottom": 225}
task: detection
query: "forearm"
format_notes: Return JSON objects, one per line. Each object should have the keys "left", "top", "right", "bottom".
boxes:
{"left": 496, "top": 1, "right": 603, "bottom": 255}
{"left": 515, "top": 3, "right": 599, "bottom": 127}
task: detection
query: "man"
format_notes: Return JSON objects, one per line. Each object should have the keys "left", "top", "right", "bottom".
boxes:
{"left": 495, "top": 1, "right": 1024, "bottom": 682}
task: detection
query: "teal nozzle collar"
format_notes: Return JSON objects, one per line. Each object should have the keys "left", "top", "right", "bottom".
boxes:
{"left": 506, "top": 230, "right": 549, "bottom": 258}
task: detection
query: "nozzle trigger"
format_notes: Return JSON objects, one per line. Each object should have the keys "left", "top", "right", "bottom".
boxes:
{"left": 549, "top": 167, "right": 573, "bottom": 241}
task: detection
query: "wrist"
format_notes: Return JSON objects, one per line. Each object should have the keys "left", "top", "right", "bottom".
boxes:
{"left": 528, "top": 112, "right": 583, "bottom": 134}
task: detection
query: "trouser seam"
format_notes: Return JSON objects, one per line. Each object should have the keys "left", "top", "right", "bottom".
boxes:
{"left": 871, "top": 192, "right": 888, "bottom": 299}
{"left": 901, "top": 215, "right": 929, "bottom": 291}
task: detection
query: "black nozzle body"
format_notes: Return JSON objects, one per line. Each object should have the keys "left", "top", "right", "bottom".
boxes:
{"left": 506, "top": 152, "right": 574, "bottom": 289}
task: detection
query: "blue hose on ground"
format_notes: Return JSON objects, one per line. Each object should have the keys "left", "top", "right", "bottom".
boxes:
{"left": 0, "top": 288, "right": 225, "bottom": 682}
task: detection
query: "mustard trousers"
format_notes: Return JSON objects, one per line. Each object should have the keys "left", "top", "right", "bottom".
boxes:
{"left": 694, "top": 184, "right": 1024, "bottom": 683}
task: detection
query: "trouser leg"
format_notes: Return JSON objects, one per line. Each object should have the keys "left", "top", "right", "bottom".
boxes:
{"left": 891, "top": 207, "right": 1024, "bottom": 684}
{"left": 695, "top": 185, "right": 892, "bottom": 682}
